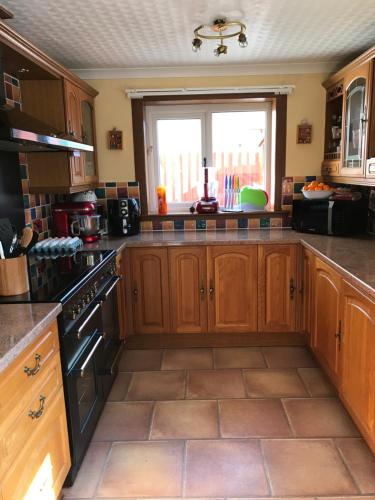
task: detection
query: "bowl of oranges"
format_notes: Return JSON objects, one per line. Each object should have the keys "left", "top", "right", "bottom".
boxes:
{"left": 302, "top": 181, "right": 333, "bottom": 199}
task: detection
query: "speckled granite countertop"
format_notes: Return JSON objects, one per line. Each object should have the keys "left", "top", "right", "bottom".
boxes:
{"left": 85, "top": 229, "right": 375, "bottom": 298}
{"left": 0, "top": 303, "right": 61, "bottom": 374}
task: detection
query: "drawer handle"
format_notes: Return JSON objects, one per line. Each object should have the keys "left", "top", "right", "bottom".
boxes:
{"left": 290, "top": 279, "right": 295, "bottom": 299}
{"left": 24, "top": 354, "right": 42, "bottom": 377}
{"left": 28, "top": 395, "right": 46, "bottom": 419}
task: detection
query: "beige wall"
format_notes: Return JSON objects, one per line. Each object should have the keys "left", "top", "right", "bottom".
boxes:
{"left": 88, "top": 73, "right": 327, "bottom": 182}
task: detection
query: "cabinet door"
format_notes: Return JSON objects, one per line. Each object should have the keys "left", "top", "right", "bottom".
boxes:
{"left": 258, "top": 244, "right": 297, "bottom": 332}
{"left": 169, "top": 247, "right": 207, "bottom": 333}
{"left": 130, "top": 248, "right": 170, "bottom": 334}
{"left": 207, "top": 245, "right": 257, "bottom": 333}
{"left": 341, "top": 62, "right": 371, "bottom": 177}
{"left": 64, "top": 80, "right": 82, "bottom": 140}
{"left": 340, "top": 280, "right": 375, "bottom": 453}
{"left": 302, "top": 248, "right": 314, "bottom": 339}
{"left": 80, "top": 92, "right": 98, "bottom": 184}
{"left": 311, "top": 258, "right": 341, "bottom": 385}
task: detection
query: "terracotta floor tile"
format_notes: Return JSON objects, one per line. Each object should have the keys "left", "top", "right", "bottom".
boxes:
{"left": 107, "top": 372, "right": 132, "bottom": 401}
{"left": 262, "top": 439, "right": 358, "bottom": 496}
{"left": 318, "top": 497, "right": 375, "bottom": 500}
{"left": 126, "top": 370, "right": 185, "bottom": 401}
{"left": 63, "top": 442, "right": 110, "bottom": 498}
{"left": 297, "top": 367, "right": 336, "bottom": 397}
{"left": 162, "top": 348, "right": 213, "bottom": 370}
{"left": 243, "top": 369, "right": 308, "bottom": 398}
{"left": 185, "top": 439, "right": 269, "bottom": 497}
{"left": 214, "top": 347, "right": 266, "bottom": 369}
{"left": 151, "top": 400, "right": 219, "bottom": 439}
{"left": 229, "top": 498, "right": 315, "bottom": 500}
{"left": 186, "top": 369, "right": 246, "bottom": 399}
{"left": 93, "top": 402, "right": 153, "bottom": 441}
{"left": 335, "top": 438, "right": 375, "bottom": 493}
{"left": 263, "top": 346, "right": 317, "bottom": 368}
{"left": 119, "top": 349, "right": 163, "bottom": 371}
{"left": 283, "top": 398, "right": 360, "bottom": 437}
{"left": 97, "top": 441, "right": 184, "bottom": 497}
{"left": 219, "top": 399, "right": 292, "bottom": 438}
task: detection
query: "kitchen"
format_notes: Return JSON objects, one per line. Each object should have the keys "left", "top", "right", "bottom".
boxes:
{"left": 0, "top": 1, "right": 374, "bottom": 499}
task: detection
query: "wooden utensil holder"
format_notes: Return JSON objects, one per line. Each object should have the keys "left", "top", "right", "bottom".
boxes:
{"left": 0, "top": 255, "right": 29, "bottom": 296}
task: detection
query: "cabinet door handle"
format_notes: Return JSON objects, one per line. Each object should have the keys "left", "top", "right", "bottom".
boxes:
{"left": 28, "top": 395, "right": 46, "bottom": 419}
{"left": 200, "top": 285, "right": 205, "bottom": 298}
{"left": 133, "top": 287, "right": 138, "bottom": 302}
{"left": 24, "top": 353, "right": 42, "bottom": 377}
{"left": 335, "top": 320, "right": 342, "bottom": 350}
{"left": 290, "top": 279, "right": 295, "bottom": 299}
{"left": 209, "top": 280, "right": 214, "bottom": 299}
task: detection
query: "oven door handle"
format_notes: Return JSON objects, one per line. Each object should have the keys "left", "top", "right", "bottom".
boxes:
{"left": 76, "top": 335, "right": 103, "bottom": 378}
{"left": 72, "top": 303, "right": 102, "bottom": 340}
{"left": 98, "top": 276, "right": 121, "bottom": 302}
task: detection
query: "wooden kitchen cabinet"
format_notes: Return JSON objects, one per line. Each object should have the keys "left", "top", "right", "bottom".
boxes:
{"left": 0, "top": 320, "right": 70, "bottom": 499}
{"left": 130, "top": 248, "right": 170, "bottom": 334}
{"left": 322, "top": 47, "right": 375, "bottom": 185}
{"left": 169, "top": 247, "right": 207, "bottom": 334}
{"left": 21, "top": 78, "right": 98, "bottom": 193}
{"left": 340, "top": 280, "right": 375, "bottom": 453}
{"left": 207, "top": 245, "right": 258, "bottom": 333}
{"left": 301, "top": 248, "right": 314, "bottom": 339}
{"left": 258, "top": 244, "right": 298, "bottom": 332}
{"left": 311, "top": 257, "right": 341, "bottom": 386}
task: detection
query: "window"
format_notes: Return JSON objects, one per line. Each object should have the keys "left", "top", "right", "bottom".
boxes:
{"left": 145, "top": 102, "right": 272, "bottom": 213}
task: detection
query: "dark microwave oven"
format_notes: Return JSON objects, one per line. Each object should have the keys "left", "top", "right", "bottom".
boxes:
{"left": 292, "top": 198, "right": 368, "bottom": 236}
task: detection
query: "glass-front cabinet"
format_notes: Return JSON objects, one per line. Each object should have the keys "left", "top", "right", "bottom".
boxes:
{"left": 340, "top": 63, "right": 371, "bottom": 177}
{"left": 80, "top": 95, "right": 98, "bottom": 184}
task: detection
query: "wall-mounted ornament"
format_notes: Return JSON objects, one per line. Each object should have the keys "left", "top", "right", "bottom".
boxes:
{"left": 297, "top": 120, "right": 312, "bottom": 144}
{"left": 108, "top": 127, "right": 123, "bottom": 150}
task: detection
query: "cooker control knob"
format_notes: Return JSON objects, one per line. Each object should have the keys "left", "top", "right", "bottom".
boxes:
{"left": 67, "top": 308, "right": 76, "bottom": 320}
{"left": 84, "top": 293, "right": 91, "bottom": 304}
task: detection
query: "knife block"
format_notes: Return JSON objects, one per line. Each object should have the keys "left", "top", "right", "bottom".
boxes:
{"left": 0, "top": 255, "right": 29, "bottom": 296}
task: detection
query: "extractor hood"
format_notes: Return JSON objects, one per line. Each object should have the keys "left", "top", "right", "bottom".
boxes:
{"left": 0, "top": 107, "right": 94, "bottom": 153}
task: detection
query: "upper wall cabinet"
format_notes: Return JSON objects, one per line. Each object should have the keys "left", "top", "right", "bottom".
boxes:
{"left": 0, "top": 21, "right": 98, "bottom": 193}
{"left": 322, "top": 46, "right": 375, "bottom": 185}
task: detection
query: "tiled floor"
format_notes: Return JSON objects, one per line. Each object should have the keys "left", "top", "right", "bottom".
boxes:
{"left": 63, "top": 346, "right": 375, "bottom": 500}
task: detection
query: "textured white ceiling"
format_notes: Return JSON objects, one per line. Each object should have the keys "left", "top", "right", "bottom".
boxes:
{"left": 2, "top": 0, "right": 375, "bottom": 70}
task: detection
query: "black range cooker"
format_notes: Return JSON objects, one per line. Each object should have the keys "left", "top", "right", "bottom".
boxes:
{"left": 0, "top": 249, "right": 123, "bottom": 485}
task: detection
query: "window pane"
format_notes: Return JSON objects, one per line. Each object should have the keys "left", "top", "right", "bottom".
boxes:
{"left": 212, "top": 111, "right": 266, "bottom": 206}
{"left": 157, "top": 119, "right": 203, "bottom": 203}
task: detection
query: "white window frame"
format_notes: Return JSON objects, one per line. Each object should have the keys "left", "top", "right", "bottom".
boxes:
{"left": 145, "top": 102, "right": 272, "bottom": 213}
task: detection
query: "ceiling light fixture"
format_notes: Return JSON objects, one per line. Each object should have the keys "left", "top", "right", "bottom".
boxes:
{"left": 192, "top": 18, "right": 248, "bottom": 57}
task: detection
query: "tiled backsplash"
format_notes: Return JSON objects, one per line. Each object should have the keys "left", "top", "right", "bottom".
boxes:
{"left": 19, "top": 153, "right": 56, "bottom": 239}
{"left": 95, "top": 181, "right": 141, "bottom": 211}
{"left": 4, "top": 73, "right": 22, "bottom": 109}
{"left": 281, "top": 175, "right": 322, "bottom": 212}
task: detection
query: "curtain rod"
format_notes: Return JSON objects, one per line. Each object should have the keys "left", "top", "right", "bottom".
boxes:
{"left": 125, "top": 85, "right": 295, "bottom": 99}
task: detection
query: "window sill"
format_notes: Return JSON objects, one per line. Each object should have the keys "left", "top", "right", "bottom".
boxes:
{"left": 141, "top": 210, "right": 288, "bottom": 221}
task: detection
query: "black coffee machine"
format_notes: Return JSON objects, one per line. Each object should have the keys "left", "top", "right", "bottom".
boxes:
{"left": 107, "top": 198, "right": 140, "bottom": 236}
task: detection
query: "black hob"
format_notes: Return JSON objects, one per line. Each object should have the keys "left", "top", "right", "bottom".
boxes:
{"left": 0, "top": 249, "right": 115, "bottom": 304}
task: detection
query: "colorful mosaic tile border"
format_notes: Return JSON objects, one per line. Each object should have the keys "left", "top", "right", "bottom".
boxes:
{"left": 140, "top": 213, "right": 290, "bottom": 232}
{"left": 281, "top": 175, "right": 323, "bottom": 212}
{"left": 95, "top": 181, "right": 141, "bottom": 212}
{"left": 19, "top": 153, "right": 56, "bottom": 240}
{"left": 4, "top": 72, "right": 22, "bottom": 110}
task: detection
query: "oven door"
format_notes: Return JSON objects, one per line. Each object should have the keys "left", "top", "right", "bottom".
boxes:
{"left": 64, "top": 328, "right": 104, "bottom": 485}
{"left": 97, "top": 275, "right": 123, "bottom": 398}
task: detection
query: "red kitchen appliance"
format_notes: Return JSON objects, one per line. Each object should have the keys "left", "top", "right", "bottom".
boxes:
{"left": 52, "top": 202, "right": 101, "bottom": 243}
{"left": 191, "top": 159, "right": 219, "bottom": 214}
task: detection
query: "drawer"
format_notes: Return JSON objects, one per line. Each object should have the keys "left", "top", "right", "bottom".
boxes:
{"left": 0, "top": 351, "right": 63, "bottom": 478}
{"left": 321, "top": 160, "right": 340, "bottom": 176}
{"left": 0, "top": 321, "right": 59, "bottom": 425}
{"left": 1, "top": 387, "right": 70, "bottom": 500}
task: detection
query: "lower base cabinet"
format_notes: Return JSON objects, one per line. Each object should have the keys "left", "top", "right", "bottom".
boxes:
{"left": 258, "top": 244, "right": 298, "bottom": 332}
{"left": 207, "top": 245, "right": 258, "bottom": 333}
{"left": 340, "top": 280, "right": 375, "bottom": 453}
{"left": 0, "top": 320, "right": 70, "bottom": 499}
{"left": 311, "top": 257, "right": 341, "bottom": 386}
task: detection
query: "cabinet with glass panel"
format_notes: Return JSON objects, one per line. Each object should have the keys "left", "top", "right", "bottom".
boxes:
{"left": 322, "top": 46, "right": 375, "bottom": 184}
